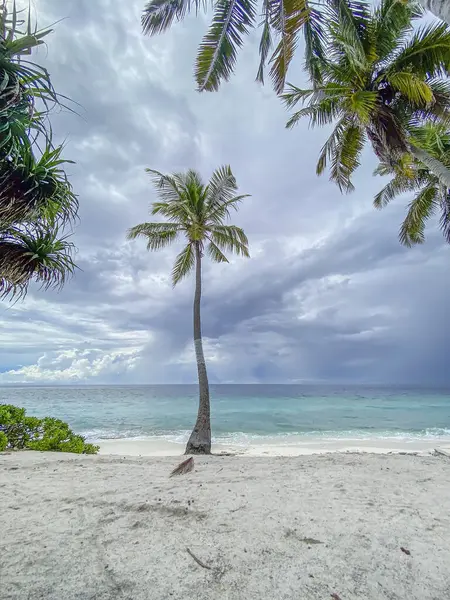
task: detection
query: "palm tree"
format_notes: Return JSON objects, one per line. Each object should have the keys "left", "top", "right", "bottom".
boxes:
{"left": 374, "top": 123, "right": 450, "bottom": 246}
{"left": 418, "top": 0, "right": 450, "bottom": 24}
{"left": 127, "top": 167, "right": 250, "bottom": 454}
{"left": 0, "top": 1, "right": 78, "bottom": 300}
{"left": 141, "top": 0, "right": 449, "bottom": 94}
{"left": 282, "top": 0, "right": 450, "bottom": 192}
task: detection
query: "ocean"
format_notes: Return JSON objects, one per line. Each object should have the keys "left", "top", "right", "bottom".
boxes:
{"left": 1, "top": 384, "right": 450, "bottom": 447}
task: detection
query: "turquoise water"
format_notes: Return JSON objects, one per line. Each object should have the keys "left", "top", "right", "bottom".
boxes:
{"left": 1, "top": 384, "right": 450, "bottom": 445}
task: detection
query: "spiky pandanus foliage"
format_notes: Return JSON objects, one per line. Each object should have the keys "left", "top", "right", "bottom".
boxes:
{"left": 0, "top": 1, "right": 78, "bottom": 300}
{"left": 127, "top": 166, "right": 250, "bottom": 454}
{"left": 374, "top": 122, "right": 450, "bottom": 246}
{"left": 282, "top": 0, "right": 450, "bottom": 192}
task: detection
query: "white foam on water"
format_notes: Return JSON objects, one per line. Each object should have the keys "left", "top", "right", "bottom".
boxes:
{"left": 83, "top": 427, "right": 450, "bottom": 446}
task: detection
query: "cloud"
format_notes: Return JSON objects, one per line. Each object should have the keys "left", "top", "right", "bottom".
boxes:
{"left": 1, "top": 0, "right": 449, "bottom": 385}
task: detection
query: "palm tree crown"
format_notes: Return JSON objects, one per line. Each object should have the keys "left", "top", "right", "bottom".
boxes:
{"left": 127, "top": 166, "right": 250, "bottom": 283}
{"left": 374, "top": 122, "right": 450, "bottom": 246}
{"left": 282, "top": 0, "right": 450, "bottom": 192}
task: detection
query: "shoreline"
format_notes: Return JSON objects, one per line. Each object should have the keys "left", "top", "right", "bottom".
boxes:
{"left": 97, "top": 435, "right": 450, "bottom": 457}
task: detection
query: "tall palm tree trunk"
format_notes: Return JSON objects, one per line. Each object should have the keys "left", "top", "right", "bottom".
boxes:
{"left": 418, "top": 0, "right": 450, "bottom": 24}
{"left": 409, "top": 144, "right": 450, "bottom": 188}
{"left": 185, "top": 242, "right": 212, "bottom": 454}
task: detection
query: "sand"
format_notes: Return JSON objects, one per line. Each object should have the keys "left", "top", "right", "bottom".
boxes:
{"left": 2, "top": 451, "right": 450, "bottom": 600}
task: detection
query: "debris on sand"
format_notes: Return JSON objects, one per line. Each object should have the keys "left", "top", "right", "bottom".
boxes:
{"left": 170, "top": 457, "right": 194, "bottom": 477}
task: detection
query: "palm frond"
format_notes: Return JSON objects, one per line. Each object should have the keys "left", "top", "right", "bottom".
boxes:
{"left": 439, "top": 191, "right": 450, "bottom": 244}
{"left": 256, "top": 0, "right": 272, "bottom": 84}
{"left": 373, "top": 173, "right": 419, "bottom": 209}
{"left": 387, "top": 71, "right": 433, "bottom": 106}
{"left": 146, "top": 168, "right": 183, "bottom": 205}
{"left": 268, "top": 0, "right": 309, "bottom": 95}
{"left": 329, "top": 121, "right": 365, "bottom": 192}
{"left": 325, "top": 0, "right": 370, "bottom": 68}
{"left": 207, "top": 164, "right": 237, "bottom": 203}
{"left": 206, "top": 239, "right": 229, "bottom": 262}
{"left": 142, "top": 0, "right": 207, "bottom": 35}
{"left": 372, "top": 0, "right": 418, "bottom": 62}
{"left": 389, "top": 22, "right": 450, "bottom": 79}
{"left": 206, "top": 194, "right": 250, "bottom": 224}
{"left": 126, "top": 222, "right": 181, "bottom": 250}
{"left": 302, "top": 7, "right": 326, "bottom": 84}
{"left": 209, "top": 224, "right": 249, "bottom": 256}
{"left": 195, "top": 0, "right": 257, "bottom": 92}
{"left": 286, "top": 95, "right": 341, "bottom": 129}
{"left": 342, "top": 90, "right": 378, "bottom": 124}
{"left": 172, "top": 242, "right": 195, "bottom": 285}
{"left": 399, "top": 183, "right": 438, "bottom": 246}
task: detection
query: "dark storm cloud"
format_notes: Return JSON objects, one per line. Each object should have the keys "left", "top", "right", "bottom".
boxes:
{"left": 0, "top": 0, "right": 449, "bottom": 383}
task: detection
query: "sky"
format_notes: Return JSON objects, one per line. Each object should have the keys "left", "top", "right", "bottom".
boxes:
{"left": 0, "top": 0, "right": 449, "bottom": 386}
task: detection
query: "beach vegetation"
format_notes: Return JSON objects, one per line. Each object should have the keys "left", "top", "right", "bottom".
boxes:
{"left": 282, "top": 0, "right": 450, "bottom": 192}
{"left": 374, "top": 122, "right": 450, "bottom": 245}
{"left": 0, "top": 0, "right": 78, "bottom": 301}
{"left": 141, "top": 0, "right": 449, "bottom": 96}
{"left": 127, "top": 166, "right": 250, "bottom": 454}
{"left": 0, "top": 403, "right": 99, "bottom": 453}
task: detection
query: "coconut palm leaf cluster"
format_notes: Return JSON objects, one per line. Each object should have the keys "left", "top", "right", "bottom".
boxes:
{"left": 0, "top": 1, "right": 77, "bottom": 300}
{"left": 282, "top": 0, "right": 450, "bottom": 242}
{"left": 374, "top": 122, "right": 450, "bottom": 245}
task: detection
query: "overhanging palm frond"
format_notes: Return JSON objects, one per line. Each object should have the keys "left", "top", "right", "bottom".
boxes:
{"left": 302, "top": 7, "right": 326, "bottom": 83}
{"left": 142, "top": 0, "right": 207, "bottom": 35}
{"left": 399, "top": 184, "right": 438, "bottom": 246}
{"left": 285, "top": 95, "right": 341, "bottom": 128}
{"left": 439, "top": 191, "right": 450, "bottom": 243}
{"left": 373, "top": 173, "right": 419, "bottom": 209}
{"left": 268, "top": 0, "right": 310, "bottom": 95}
{"left": 195, "top": 0, "right": 257, "bottom": 92}
{"left": 372, "top": 0, "right": 419, "bottom": 61}
{"left": 172, "top": 242, "right": 195, "bottom": 285}
{"left": 373, "top": 122, "right": 450, "bottom": 246}
{"left": 386, "top": 72, "right": 433, "bottom": 106}
{"left": 389, "top": 22, "right": 450, "bottom": 78}
{"left": 329, "top": 121, "right": 365, "bottom": 192}
{"left": 256, "top": 0, "right": 273, "bottom": 84}
{"left": 325, "top": 0, "right": 370, "bottom": 67}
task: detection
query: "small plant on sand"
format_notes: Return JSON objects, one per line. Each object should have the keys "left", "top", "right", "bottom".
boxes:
{"left": 0, "top": 404, "right": 99, "bottom": 454}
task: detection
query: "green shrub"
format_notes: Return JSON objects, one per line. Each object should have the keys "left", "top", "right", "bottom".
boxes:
{"left": 0, "top": 404, "right": 99, "bottom": 454}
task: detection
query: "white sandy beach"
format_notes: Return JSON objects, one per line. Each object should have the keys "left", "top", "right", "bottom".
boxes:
{"left": 2, "top": 450, "right": 450, "bottom": 600}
